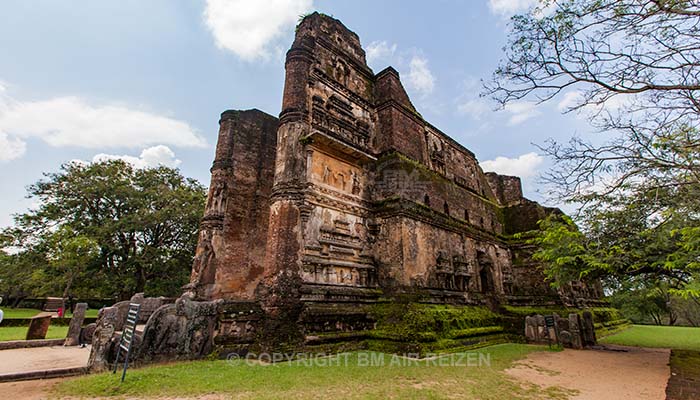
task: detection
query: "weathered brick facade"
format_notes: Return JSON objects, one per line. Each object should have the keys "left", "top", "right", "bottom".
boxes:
{"left": 178, "top": 13, "right": 602, "bottom": 352}
{"left": 84, "top": 14, "right": 607, "bottom": 368}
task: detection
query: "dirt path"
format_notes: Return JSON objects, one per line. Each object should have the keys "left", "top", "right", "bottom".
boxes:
{"left": 0, "top": 378, "right": 66, "bottom": 400}
{"left": 506, "top": 345, "right": 670, "bottom": 400}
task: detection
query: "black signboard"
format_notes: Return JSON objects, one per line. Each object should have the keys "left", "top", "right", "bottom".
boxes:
{"left": 544, "top": 315, "right": 555, "bottom": 328}
{"left": 113, "top": 303, "right": 141, "bottom": 382}
{"left": 543, "top": 314, "right": 561, "bottom": 348}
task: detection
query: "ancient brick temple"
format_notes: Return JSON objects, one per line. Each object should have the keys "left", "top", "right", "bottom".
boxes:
{"left": 129, "top": 13, "right": 602, "bottom": 362}
{"left": 186, "top": 12, "right": 600, "bottom": 305}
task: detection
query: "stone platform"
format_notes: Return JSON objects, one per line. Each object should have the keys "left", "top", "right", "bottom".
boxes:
{"left": 0, "top": 346, "right": 90, "bottom": 382}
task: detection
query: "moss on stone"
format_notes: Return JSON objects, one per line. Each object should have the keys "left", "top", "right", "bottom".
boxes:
{"left": 369, "top": 303, "right": 502, "bottom": 343}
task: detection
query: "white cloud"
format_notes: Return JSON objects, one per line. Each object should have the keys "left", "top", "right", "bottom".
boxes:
{"left": 365, "top": 40, "right": 397, "bottom": 68}
{"left": 557, "top": 90, "right": 630, "bottom": 119}
{"left": 456, "top": 77, "right": 492, "bottom": 120}
{"left": 504, "top": 101, "right": 541, "bottom": 125}
{"left": 457, "top": 99, "right": 491, "bottom": 120}
{"left": 203, "top": 0, "right": 313, "bottom": 61}
{"left": 0, "top": 92, "right": 205, "bottom": 161}
{"left": 488, "top": 0, "right": 538, "bottom": 17}
{"left": 92, "top": 145, "right": 181, "bottom": 169}
{"left": 557, "top": 91, "right": 583, "bottom": 112}
{"left": 405, "top": 55, "right": 435, "bottom": 95}
{"left": 0, "top": 132, "right": 26, "bottom": 162}
{"left": 481, "top": 152, "right": 544, "bottom": 178}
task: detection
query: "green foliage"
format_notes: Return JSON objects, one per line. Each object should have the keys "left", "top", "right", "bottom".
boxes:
{"left": 298, "top": 136, "right": 313, "bottom": 145}
{"left": 529, "top": 183, "right": 700, "bottom": 299}
{"left": 526, "top": 181, "right": 700, "bottom": 327}
{"left": 490, "top": 0, "right": 700, "bottom": 311}
{"left": 528, "top": 216, "right": 589, "bottom": 285}
{"left": 0, "top": 160, "right": 206, "bottom": 300}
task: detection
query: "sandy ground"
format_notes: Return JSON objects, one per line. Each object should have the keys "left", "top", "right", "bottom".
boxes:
{"left": 0, "top": 345, "right": 90, "bottom": 375}
{"left": 0, "top": 378, "right": 66, "bottom": 400}
{"left": 506, "top": 345, "right": 670, "bottom": 400}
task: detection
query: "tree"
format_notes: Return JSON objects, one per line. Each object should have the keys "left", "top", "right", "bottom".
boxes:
{"left": 608, "top": 279, "right": 676, "bottom": 325}
{"left": 45, "top": 227, "right": 99, "bottom": 301}
{"left": 0, "top": 160, "right": 206, "bottom": 300}
{"left": 0, "top": 245, "right": 47, "bottom": 307}
{"left": 531, "top": 186, "right": 700, "bottom": 291}
{"left": 488, "top": 0, "right": 700, "bottom": 300}
{"left": 487, "top": 0, "right": 700, "bottom": 200}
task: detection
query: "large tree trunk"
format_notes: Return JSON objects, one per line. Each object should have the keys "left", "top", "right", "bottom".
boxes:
{"left": 135, "top": 264, "right": 146, "bottom": 294}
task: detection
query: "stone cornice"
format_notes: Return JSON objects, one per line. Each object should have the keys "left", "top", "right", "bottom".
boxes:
{"left": 372, "top": 197, "right": 508, "bottom": 247}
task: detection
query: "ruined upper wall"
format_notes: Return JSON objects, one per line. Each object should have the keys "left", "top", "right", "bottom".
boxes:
{"left": 485, "top": 173, "right": 524, "bottom": 207}
{"left": 291, "top": 13, "right": 500, "bottom": 206}
{"left": 189, "top": 109, "right": 279, "bottom": 301}
{"left": 293, "top": 13, "right": 370, "bottom": 75}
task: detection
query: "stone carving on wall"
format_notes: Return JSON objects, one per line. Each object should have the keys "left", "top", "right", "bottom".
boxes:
{"left": 477, "top": 251, "right": 495, "bottom": 293}
{"left": 428, "top": 251, "right": 474, "bottom": 291}
{"left": 430, "top": 142, "right": 446, "bottom": 175}
{"left": 333, "top": 59, "right": 349, "bottom": 87}
{"left": 138, "top": 296, "right": 220, "bottom": 362}
{"left": 502, "top": 269, "right": 514, "bottom": 295}
{"left": 322, "top": 164, "right": 331, "bottom": 184}
{"left": 524, "top": 313, "right": 597, "bottom": 349}
{"left": 189, "top": 230, "right": 216, "bottom": 291}
{"left": 350, "top": 170, "right": 360, "bottom": 195}
{"left": 310, "top": 92, "right": 369, "bottom": 150}
{"left": 313, "top": 151, "right": 364, "bottom": 197}
{"left": 206, "top": 181, "right": 227, "bottom": 215}
{"left": 453, "top": 255, "right": 472, "bottom": 291}
{"left": 302, "top": 217, "right": 377, "bottom": 287}
{"left": 217, "top": 318, "right": 257, "bottom": 344}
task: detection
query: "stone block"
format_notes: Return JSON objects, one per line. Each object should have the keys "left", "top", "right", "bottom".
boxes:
{"left": 581, "top": 311, "right": 597, "bottom": 346}
{"left": 87, "top": 307, "right": 119, "bottom": 372}
{"left": 568, "top": 313, "right": 583, "bottom": 349}
{"left": 26, "top": 314, "right": 52, "bottom": 340}
{"left": 64, "top": 302, "right": 87, "bottom": 346}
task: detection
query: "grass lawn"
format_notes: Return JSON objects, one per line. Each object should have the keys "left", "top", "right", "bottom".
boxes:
{"left": 55, "top": 344, "right": 574, "bottom": 400}
{"left": 600, "top": 324, "right": 700, "bottom": 351}
{"left": 0, "top": 308, "right": 44, "bottom": 319}
{"left": 0, "top": 325, "right": 69, "bottom": 341}
{"left": 0, "top": 307, "right": 100, "bottom": 319}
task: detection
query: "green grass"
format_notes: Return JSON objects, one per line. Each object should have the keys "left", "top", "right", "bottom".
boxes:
{"left": 0, "top": 307, "right": 99, "bottom": 319}
{"left": 600, "top": 324, "right": 700, "bottom": 351}
{"left": 0, "top": 308, "right": 44, "bottom": 318}
{"left": 55, "top": 344, "right": 575, "bottom": 400}
{"left": 0, "top": 325, "right": 69, "bottom": 341}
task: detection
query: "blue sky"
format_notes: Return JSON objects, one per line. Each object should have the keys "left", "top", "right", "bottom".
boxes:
{"left": 0, "top": 0, "right": 593, "bottom": 228}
